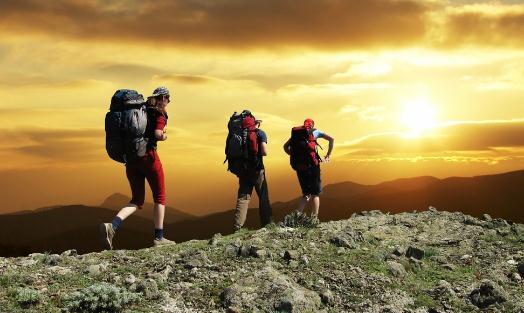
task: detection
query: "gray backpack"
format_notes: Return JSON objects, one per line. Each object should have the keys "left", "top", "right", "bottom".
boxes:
{"left": 105, "top": 89, "right": 149, "bottom": 163}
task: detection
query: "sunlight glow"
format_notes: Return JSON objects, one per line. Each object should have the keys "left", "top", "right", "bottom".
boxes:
{"left": 401, "top": 98, "right": 439, "bottom": 137}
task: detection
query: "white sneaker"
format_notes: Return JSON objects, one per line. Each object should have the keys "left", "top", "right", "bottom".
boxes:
{"left": 153, "top": 237, "right": 176, "bottom": 247}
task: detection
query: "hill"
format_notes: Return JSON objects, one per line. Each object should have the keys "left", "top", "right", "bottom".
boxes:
{"left": 0, "top": 210, "right": 523, "bottom": 312}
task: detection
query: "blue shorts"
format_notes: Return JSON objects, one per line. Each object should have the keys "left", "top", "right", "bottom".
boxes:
{"left": 296, "top": 165, "right": 321, "bottom": 196}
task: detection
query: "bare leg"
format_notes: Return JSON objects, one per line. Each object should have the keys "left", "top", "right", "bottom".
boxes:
{"left": 116, "top": 203, "right": 139, "bottom": 220}
{"left": 297, "top": 195, "right": 310, "bottom": 213}
{"left": 153, "top": 202, "right": 165, "bottom": 229}
{"left": 311, "top": 196, "right": 320, "bottom": 216}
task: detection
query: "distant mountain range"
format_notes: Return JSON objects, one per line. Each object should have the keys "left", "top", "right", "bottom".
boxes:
{"left": 1, "top": 170, "right": 523, "bottom": 257}
{"left": 99, "top": 193, "right": 197, "bottom": 224}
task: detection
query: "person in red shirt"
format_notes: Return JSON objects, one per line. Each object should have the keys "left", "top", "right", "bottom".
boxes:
{"left": 100, "top": 86, "right": 176, "bottom": 249}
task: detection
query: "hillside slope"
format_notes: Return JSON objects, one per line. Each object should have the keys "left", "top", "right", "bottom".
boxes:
{"left": 1, "top": 209, "right": 523, "bottom": 312}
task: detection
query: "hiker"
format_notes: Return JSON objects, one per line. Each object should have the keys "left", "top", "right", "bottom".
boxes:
{"left": 224, "top": 111, "right": 272, "bottom": 230}
{"left": 283, "top": 118, "right": 334, "bottom": 217}
{"left": 100, "top": 86, "right": 175, "bottom": 249}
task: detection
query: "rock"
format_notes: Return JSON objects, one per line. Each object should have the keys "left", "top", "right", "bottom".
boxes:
{"left": 463, "top": 215, "right": 483, "bottom": 226}
{"left": 319, "top": 289, "right": 334, "bottom": 305}
{"left": 48, "top": 266, "right": 72, "bottom": 275}
{"left": 42, "top": 254, "right": 60, "bottom": 266}
{"left": 224, "top": 244, "right": 239, "bottom": 258}
{"left": 209, "top": 233, "right": 222, "bottom": 246}
{"left": 428, "top": 206, "right": 438, "bottom": 213}
{"left": 387, "top": 261, "right": 407, "bottom": 278}
{"left": 460, "top": 254, "right": 472, "bottom": 261}
{"left": 430, "top": 255, "right": 447, "bottom": 264}
{"left": 330, "top": 234, "right": 360, "bottom": 249}
{"left": 29, "top": 253, "right": 45, "bottom": 259}
{"left": 185, "top": 259, "right": 203, "bottom": 270}
{"left": 136, "top": 278, "right": 160, "bottom": 299}
{"left": 252, "top": 249, "right": 267, "bottom": 258}
{"left": 86, "top": 264, "right": 102, "bottom": 276}
{"left": 405, "top": 246, "right": 424, "bottom": 260}
{"left": 518, "top": 262, "right": 524, "bottom": 276}
{"left": 61, "top": 249, "right": 77, "bottom": 257}
{"left": 510, "top": 272, "right": 522, "bottom": 282}
{"left": 125, "top": 274, "right": 137, "bottom": 285}
{"left": 442, "top": 263, "right": 455, "bottom": 270}
{"left": 469, "top": 280, "right": 507, "bottom": 309}
{"left": 226, "top": 307, "right": 241, "bottom": 313}
{"left": 284, "top": 250, "right": 299, "bottom": 261}
{"left": 482, "top": 214, "right": 492, "bottom": 222}
{"left": 238, "top": 244, "right": 251, "bottom": 258}
{"left": 429, "top": 280, "right": 456, "bottom": 300}
{"left": 300, "top": 255, "right": 309, "bottom": 265}
{"left": 20, "top": 259, "right": 38, "bottom": 267}
{"left": 111, "top": 274, "right": 121, "bottom": 284}
{"left": 497, "top": 228, "right": 511, "bottom": 237}
{"left": 392, "top": 246, "right": 406, "bottom": 257}
{"left": 221, "top": 266, "right": 321, "bottom": 312}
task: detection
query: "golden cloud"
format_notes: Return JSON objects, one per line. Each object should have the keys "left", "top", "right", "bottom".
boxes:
{"left": 432, "top": 4, "right": 524, "bottom": 48}
{"left": 0, "top": 128, "right": 105, "bottom": 162}
{"left": 340, "top": 119, "right": 524, "bottom": 157}
{"left": 0, "top": 0, "right": 429, "bottom": 49}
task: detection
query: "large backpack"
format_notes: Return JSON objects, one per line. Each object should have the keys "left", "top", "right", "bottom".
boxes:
{"left": 105, "top": 89, "right": 149, "bottom": 163}
{"left": 224, "top": 110, "right": 259, "bottom": 175}
{"left": 289, "top": 123, "right": 321, "bottom": 171}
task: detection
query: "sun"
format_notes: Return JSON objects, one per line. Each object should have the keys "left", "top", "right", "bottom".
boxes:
{"left": 401, "top": 98, "right": 438, "bottom": 137}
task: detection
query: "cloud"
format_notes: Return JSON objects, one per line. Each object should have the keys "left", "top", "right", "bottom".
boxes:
{"left": 97, "top": 63, "right": 165, "bottom": 79}
{"left": 432, "top": 4, "right": 524, "bottom": 48}
{"left": 0, "top": 128, "right": 105, "bottom": 162}
{"left": 340, "top": 119, "right": 524, "bottom": 158}
{"left": 0, "top": 72, "right": 107, "bottom": 88}
{"left": 339, "top": 104, "right": 387, "bottom": 122}
{"left": 0, "top": 0, "right": 429, "bottom": 50}
{"left": 153, "top": 74, "right": 217, "bottom": 85}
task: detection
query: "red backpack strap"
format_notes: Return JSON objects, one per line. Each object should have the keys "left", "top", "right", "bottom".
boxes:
{"left": 242, "top": 113, "right": 259, "bottom": 155}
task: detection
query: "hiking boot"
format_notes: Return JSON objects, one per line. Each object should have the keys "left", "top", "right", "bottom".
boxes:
{"left": 99, "top": 223, "right": 115, "bottom": 250}
{"left": 153, "top": 237, "right": 176, "bottom": 247}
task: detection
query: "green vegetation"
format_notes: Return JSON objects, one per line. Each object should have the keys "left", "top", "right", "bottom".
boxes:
{"left": 63, "top": 283, "right": 139, "bottom": 313}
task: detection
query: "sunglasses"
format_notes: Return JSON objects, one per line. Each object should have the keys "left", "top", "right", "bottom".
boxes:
{"left": 157, "top": 95, "right": 170, "bottom": 103}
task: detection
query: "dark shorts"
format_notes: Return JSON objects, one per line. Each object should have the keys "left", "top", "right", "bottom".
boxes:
{"left": 296, "top": 165, "right": 321, "bottom": 196}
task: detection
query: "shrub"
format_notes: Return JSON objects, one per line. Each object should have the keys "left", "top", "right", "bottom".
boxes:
{"left": 282, "top": 211, "right": 320, "bottom": 229}
{"left": 14, "top": 287, "right": 41, "bottom": 307}
{"left": 64, "top": 282, "right": 139, "bottom": 313}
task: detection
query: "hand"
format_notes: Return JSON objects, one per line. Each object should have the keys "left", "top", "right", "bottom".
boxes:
{"left": 163, "top": 126, "right": 167, "bottom": 134}
{"left": 324, "top": 155, "right": 330, "bottom": 162}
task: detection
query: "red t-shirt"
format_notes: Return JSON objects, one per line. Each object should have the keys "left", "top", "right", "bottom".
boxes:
{"left": 145, "top": 110, "right": 167, "bottom": 152}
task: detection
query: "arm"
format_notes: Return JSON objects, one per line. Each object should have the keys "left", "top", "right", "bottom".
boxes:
{"left": 155, "top": 126, "right": 167, "bottom": 141}
{"left": 283, "top": 139, "right": 292, "bottom": 155}
{"left": 260, "top": 141, "right": 268, "bottom": 156}
{"left": 154, "top": 114, "right": 168, "bottom": 141}
{"left": 320, "top": 133, "right": 334, "bottom": 161}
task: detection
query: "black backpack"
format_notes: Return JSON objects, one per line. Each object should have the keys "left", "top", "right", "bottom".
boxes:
{"left": 224, "top": 110, "right": 259, "bottom": 175}
{"left": 289, "top": 125, "right": 321, "bottom": 171}
{"left": 105, "top": 89, "right": 149, "bottom": 163}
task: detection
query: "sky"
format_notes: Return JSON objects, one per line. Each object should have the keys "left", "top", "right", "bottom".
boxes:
{"left": 1, "top": 0, "right": 524, "bottom": 214}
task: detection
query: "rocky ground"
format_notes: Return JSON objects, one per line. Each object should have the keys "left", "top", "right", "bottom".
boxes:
{"left": 1, "top": 208, "right": 524, "bottom": 313}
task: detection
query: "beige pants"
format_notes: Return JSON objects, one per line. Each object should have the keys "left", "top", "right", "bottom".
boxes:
{"left": 234, "top": 169, "right": 272, "bottom": 230}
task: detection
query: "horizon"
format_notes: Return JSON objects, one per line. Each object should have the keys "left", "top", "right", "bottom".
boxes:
{"left": 2, "top": 167, "right": 523, "bottom": 216}
{"left": 2, "top": 0, "right": 524, "bottom": 214}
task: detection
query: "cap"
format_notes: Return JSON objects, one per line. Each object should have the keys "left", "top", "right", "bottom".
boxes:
{"left": 149, "top": 86, "right": 170, "bottom": 98}
{"left": 304, "top": 118, "right": 314, "bottom": 128}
